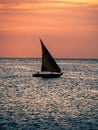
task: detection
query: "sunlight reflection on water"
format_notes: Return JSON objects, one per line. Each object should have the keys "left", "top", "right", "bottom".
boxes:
{"left": 0, "top": 59, "right": 98, "bottom": 130}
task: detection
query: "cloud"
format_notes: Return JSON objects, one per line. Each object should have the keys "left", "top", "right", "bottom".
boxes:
{"left": 0, "top": 0, "right": 98, "bottom": 4}
{"left": 0, "top": 0, "right": 98, "bottom": 11}
{"left": 0, "top": 0, "right": 36, "bottom": 4}
{"left": 0, "top": 0, "right": 98, "bottom": 58}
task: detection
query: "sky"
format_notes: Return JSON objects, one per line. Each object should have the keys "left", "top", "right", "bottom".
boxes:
{"left": 0, "top": 0, "right": 98, "bottom": 58}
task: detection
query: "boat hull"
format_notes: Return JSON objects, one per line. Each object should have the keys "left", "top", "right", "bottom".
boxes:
{"left": 33, "top": 72, "right": 63, "bottom": 78}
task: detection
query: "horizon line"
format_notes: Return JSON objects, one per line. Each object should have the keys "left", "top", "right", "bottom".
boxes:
{"left": 0, "top": 57, "right": 98, "bottom": 60}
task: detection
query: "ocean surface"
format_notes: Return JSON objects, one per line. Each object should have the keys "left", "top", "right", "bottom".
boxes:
{"left": 0, "top": 58, "right": 98, "bottom": 130}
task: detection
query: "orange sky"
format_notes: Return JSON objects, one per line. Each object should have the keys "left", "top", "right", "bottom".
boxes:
{"left": 0, "top": 0, "right": 98, "bottom": 58}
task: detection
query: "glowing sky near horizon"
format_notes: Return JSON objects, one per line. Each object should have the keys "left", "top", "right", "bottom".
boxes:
{"left": 0, "top": 0, "right": 98, "bottom": 58}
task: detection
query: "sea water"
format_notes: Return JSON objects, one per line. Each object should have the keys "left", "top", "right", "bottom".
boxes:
{"left": 0, "top": 58, "right": 98, "bottom": 130}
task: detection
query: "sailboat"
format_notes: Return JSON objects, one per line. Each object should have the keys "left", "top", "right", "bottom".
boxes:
{"left": 33, "top": 38, "right": 63, "bottom": 78}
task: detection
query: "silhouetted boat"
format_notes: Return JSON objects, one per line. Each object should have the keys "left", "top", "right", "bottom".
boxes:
{"left": 33, "top": 38, "right": 63, "bottom": 78}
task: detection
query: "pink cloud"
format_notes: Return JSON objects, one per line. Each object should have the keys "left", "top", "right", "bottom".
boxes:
{"left": 0, "top": 0, "right": 98, "bottom": 58}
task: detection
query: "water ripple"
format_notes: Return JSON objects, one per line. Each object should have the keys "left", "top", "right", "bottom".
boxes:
{"left": 0, "top": 59, "right": 98, "bottom": 130}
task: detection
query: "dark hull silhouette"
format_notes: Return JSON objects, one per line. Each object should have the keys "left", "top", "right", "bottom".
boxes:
{"left": 33, "top": 72, "right": 63, "bottom": 78}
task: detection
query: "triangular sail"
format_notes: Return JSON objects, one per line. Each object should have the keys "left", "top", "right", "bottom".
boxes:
{"left": 40, "top": 39, "right": 61, "bottom": 73}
